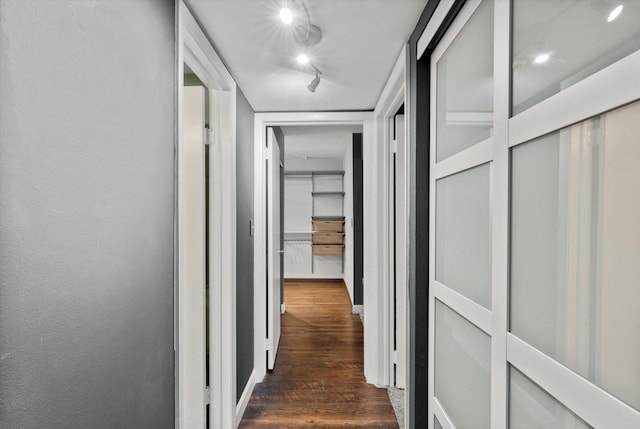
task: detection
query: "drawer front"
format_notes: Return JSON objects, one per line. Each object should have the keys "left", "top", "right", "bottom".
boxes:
{"left": 312, "top": 221, "right": 344, "bottom": 232}
{"left": 312, "top": 245, "right": 344, "bottom": 256}
{"left": 312, "top": 233, "right": 344, "bottom": 245}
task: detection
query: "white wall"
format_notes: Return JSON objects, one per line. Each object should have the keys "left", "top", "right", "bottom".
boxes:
{"left": 285, "top": 157, "right": 344, "bottom": 171}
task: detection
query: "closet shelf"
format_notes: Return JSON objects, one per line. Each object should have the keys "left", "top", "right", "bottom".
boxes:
{"left": 312, "top": 216, "right": 345, "bottom": 221}
{"left": 284, "top": 170, "right": 345, "bottom": 176}
{"left": 312, "top": 191, "right": 345, "bottom": 196}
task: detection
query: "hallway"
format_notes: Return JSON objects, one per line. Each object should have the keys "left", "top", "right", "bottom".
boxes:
{"left": 239, "top": 280, "right": 399, "bottom": 428}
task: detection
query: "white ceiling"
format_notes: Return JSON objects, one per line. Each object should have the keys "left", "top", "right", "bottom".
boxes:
{"left": 281, "top": 125, "right": 362, "bottom": 159}
{"left": 185, "top": 0, "right": 427, "bottom": 112}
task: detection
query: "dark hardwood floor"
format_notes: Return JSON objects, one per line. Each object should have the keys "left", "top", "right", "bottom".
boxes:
{"left": 239, "top": 280, "right": 399, "bottom": 428}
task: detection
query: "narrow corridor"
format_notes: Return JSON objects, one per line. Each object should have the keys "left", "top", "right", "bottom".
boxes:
{"left": 239, "top": 280, "right": 399, "bottom": 428}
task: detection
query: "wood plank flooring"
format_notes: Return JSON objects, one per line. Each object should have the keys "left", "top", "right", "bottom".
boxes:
{"left": 239, "top": 280, "right": 399, "bottom": 428}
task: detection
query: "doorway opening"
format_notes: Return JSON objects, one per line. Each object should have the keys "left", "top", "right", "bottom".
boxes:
{"left": 263, "top": 124, "right": 364, "bottom": 374}
{"left": 176, "top": 4, "right": 237, "bottom": 427}
{"left": 246, "top": 121, "right": 406, "bottom": 427}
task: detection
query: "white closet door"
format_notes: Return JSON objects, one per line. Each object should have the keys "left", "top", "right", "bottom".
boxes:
{"left": 267, "top": 128, "right": 282, "bottom": 370}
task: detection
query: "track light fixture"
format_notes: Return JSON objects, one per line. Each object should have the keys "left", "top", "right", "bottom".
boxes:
{"left": 279, "top": 0, "right": 324, "bottom": 92}
{"left": 307, "top": 64, "right": 322, "bottom": 93}
{"left": 307, "top": 72, "right": 321, "bottom": 93}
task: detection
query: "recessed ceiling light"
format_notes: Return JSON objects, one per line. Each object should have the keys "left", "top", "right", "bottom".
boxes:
{"left": 533, "top": 53, "right": 550, "bottom": 64}
{"left": 607, "top": 4, "right": 623, "bottom": 22}
{"left": 280, "top": 7, "right": 293, "bottom": 24}
{"left": 297, "top": 54, "right": 309, "bottom": 65}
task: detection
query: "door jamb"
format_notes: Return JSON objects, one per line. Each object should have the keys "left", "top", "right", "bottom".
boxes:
{"left": 374, "top": 45, "right": 410, "bottom": 425}
{"left": 177, "top": 2, "right": 237, "bottom": 428}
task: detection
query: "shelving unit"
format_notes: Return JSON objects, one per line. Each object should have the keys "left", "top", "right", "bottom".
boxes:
{"left": 311, "top": 171, "right": 345, "bottom": 272}
{"left": 283, "top": 170, "right": 345, "bottom": 277}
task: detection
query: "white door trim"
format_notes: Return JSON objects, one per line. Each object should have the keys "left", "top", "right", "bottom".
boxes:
{"left": 373, "top": 45, "right": 410, "bottom": 424}
{"left": 253, "top": 111, "right": 374, "bottom": 383}
{"left": 177, "top": 2, "right": 237, "bottom": 428}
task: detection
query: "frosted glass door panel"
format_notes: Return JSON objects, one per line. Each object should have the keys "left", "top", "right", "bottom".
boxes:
{"left": 512, "top": 0, "right": 640, "bottom": 115}
{"left": 510, "top": 100, "right": 640, "bottom": 410}
{"left": 436, "top": 0, "right": 493, "bottom": 162}
{"left": 510, "top": 367, "right": 592, "bottom": 429}
{"left": 436, "top": 164, "right": 491, "bottom": 309}
{"left": 435, "top": 301, "right": 491, "bottom": 429}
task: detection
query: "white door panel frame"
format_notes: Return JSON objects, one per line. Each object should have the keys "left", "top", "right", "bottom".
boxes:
{"left": 509, "top": 49, "right": 640, "bottom": 148}
{"left": 425, "top": 0, "right": 640, "bottom": 428}
{"left": 177, "top": 2, "right": 237, "bottom": 428}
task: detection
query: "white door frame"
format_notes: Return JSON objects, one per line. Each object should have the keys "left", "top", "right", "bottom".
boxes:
{"left": 253, "top": 111, "right": 378, "bottom": 383}
{"left": 177, "top": 2, "right": 237, "bottom": 428}
{"left": 389, "top": 111, "right": 407, "bottom": 391}
{"left": 374, "top": 45, "right": 410, "bottom": 425}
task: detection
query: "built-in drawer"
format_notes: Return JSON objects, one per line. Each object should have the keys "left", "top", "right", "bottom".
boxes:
{"left": 312, "top": 232, "right": 344, "bottom": 245}
{"left": 312, "top": 220, "right": 344, "bottom": 232}
{"left": 312, "top": 245, "right": 344, "bottom": 256}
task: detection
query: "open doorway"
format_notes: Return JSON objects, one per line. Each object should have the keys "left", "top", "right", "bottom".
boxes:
{"left": 281, "top": 125, "right": 361, "bottom": 299}
{"left": 262, "top": 124, "right": 363, "bottom": 374}
{"left": 242, "top": 122, "right": 405, "bottom": 427}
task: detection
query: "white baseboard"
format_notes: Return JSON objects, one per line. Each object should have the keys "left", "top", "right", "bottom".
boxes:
{"left": 234, "top": 369, "right": 256, "bottom": 427}
{"left": 352, "top": 305, "right": 364, "bottom": 315}
{"left": 281, "top": 303, "right": 286, "bottom": 314}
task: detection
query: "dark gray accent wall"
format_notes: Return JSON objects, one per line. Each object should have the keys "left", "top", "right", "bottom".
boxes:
{"left": 353, "top": 133, "right": 364, "bottom": 306}
{"left": 0, "top": 1, "right": 176, "bottom": 428}
{"left": 236, "top": 87, "right": 255, "bottom": 402}
{"left": 408, "top": 1, "right": 463, "bottom": 427}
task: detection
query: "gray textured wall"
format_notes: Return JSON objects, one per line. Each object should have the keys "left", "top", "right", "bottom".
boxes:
{"left": 236, "top": 88, "right": 255, "bottom": 402}
{"left": 0, "top": 1, "right": 176, "bottom": 427}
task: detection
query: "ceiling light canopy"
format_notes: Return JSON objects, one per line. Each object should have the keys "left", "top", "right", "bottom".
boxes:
{"left": 278, "top": 0, "right": 325, "bottom": 93}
